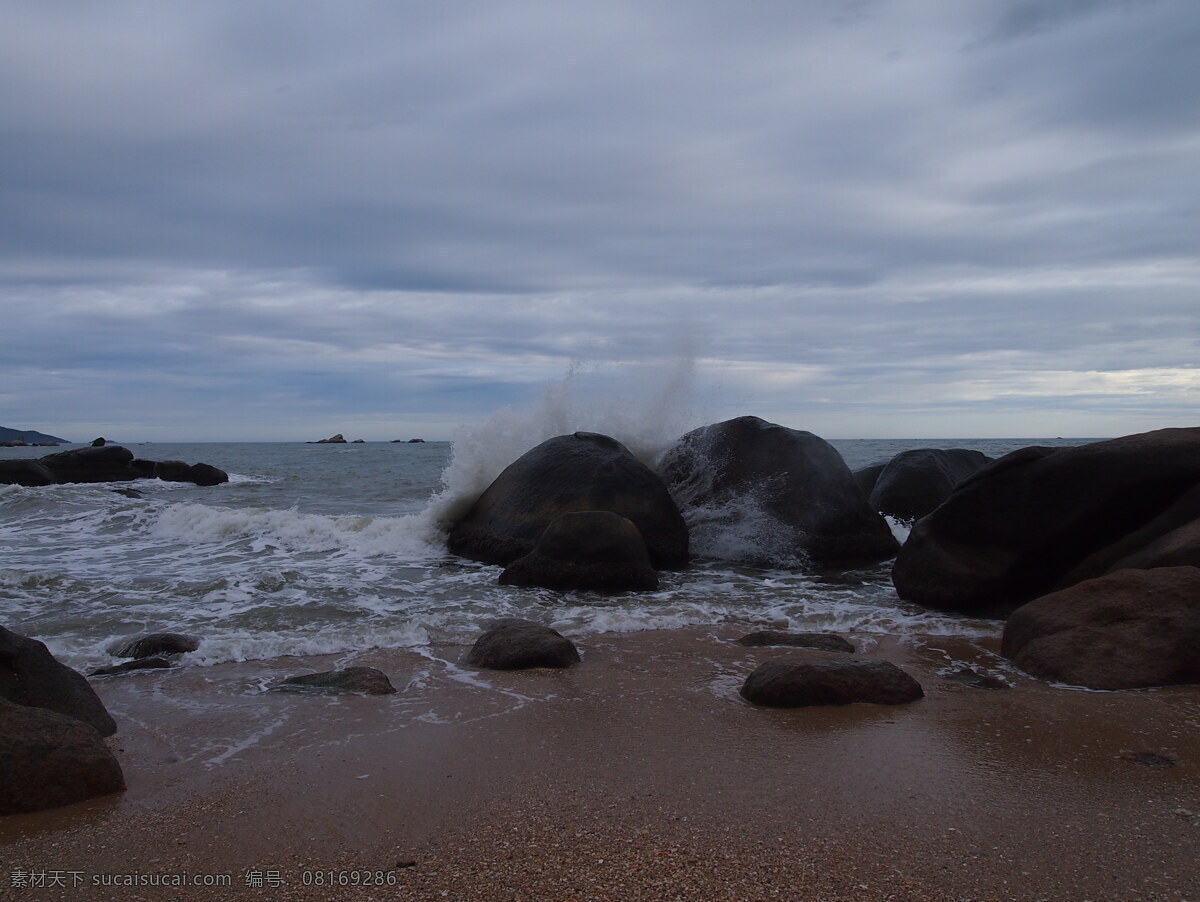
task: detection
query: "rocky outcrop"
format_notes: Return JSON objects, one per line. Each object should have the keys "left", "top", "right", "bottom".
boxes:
{"left": 740, "top": 658, "right": 923, "bottom": 707}
{"left": 311, "top": 434, "right": 347, "bottom": 443}
{"left": 108, "top": 632, "right": 200, "bottom": 659}
{"left": 660, "top": 416, "right": 898, "bottom": 569}
{"left": 862, "top": 449, "right": 992, "bottom": 523}
{"left": 1001, "top": 567, "right": 1200, "bottom": 690}
{"left": 499, "top": 511, "right": 659, "bottom": 592}
{"left": 0, "top": 460, "right": 57, "bottom": 487}
{"left": 0, "top": 698, "right": 125, "bottom": 815}
{"left": 465, "top": 619, "right": 581, "bottom": 670}
{"left": 734, "top": 631, "right": 854, "bottom": 653}
{"left": 0, "top": 426, "right": 69, "bottom": 445}
{"left": 0, "top": 626, "right": 117, "bottom": 737}
{"left": 892, "top": 428, "right": 1200, "bottom": 616}
{"left": 272, "top": 666, "right": 397, "bottom": 695}
{"left": 448, "top": 432, "right": 688, "bottom": 569}
{"left": 0, "top": 445, "right": 228, "bottom": 487}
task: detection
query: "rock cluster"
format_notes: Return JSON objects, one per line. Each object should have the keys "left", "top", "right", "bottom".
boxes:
{"left": 0, "top": 445, "right": 229, "bottom": 487}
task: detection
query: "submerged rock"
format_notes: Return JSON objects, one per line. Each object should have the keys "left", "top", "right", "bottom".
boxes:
{"left": 0, "top": 626, "right": 117, "bottom": 737}
{"left": 660, "top": 416, "right": 898, "bottom": 569}
{"left": 734, "top": 631, "right": 854, "bottom": 653}
{"left": 448, "top": 432, "right": 688, "bottom": 570}
{"left": 740, "top": 658, "right": 923, "bottom": 707}
{"left": 465, "top": 619, "right": 580, "bottom": 670}
{"left": 89, "top": 657, "right": 174, "bottom": 676}
{"left": 499, "top": 511, "right": 659, "bottom": 592}
{"left": 0, "top": 698, "right": 125, "bottom": 815}
{"left": 1001, "top": 566, "right": 1200, "bottom": 690}
{"left": 272, "top": 666, "right": 397, "bottom": 695}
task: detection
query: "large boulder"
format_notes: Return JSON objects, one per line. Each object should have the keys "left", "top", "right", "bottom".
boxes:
{"left": 740, "top": 658, "right": 923, "bottom": 707}
{"left": 499, "top": 511, "right": 659, "bottom": 592}
{"left": 448, "top": 432, "right": 688, "bottom": 569}
{"left": 1001, "top": 567, "right": 1200, "bottom": 690}
{"left": 0, "top": 460, "right": 57, "bottom": 487}
{"left": 866, "top": 449, "right": 992, "bottom": 523}
{"left": 0, "top": 698, "right": 125, "bottom": 815}
{"left": 465, "top": 619, "right": 581, "bottom": 670}
{"left": 0, "top": 626, "right": 117, "bottom": 737}
{"left": 659, "top": 416, "right": 898, "bottom": 569}
{"left": 38, "top": 445, "right": 140, "bottom": 483}
{"left": 892, "top": 428, "right": 1200, "bottom": 616}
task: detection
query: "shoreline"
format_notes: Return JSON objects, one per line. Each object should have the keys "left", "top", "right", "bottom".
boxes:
{"left": 2, "top": 626, "right": 1197, "bottom": 900}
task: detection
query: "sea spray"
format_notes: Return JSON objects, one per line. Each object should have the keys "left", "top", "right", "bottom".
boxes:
{"left": 422, "top": 354, "right": 700, "bottom": 533}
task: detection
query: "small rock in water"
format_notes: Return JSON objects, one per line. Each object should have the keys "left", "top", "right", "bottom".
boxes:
{"left": 734, "top": 631, "right": 854, "bottom": 653}
{"left": 109, "top": 632, "right": 201, "bottom": 660}
{"left": 271, "top": 666, "right": 397, "bottom": 695}
{"left": 466, "top": 619, "right": 580, "bottom": 670}
{"left": 89, "top": 656, "right": 174, "bottom": 676}
{"left": 941, "top": 666, "right": 1012, "bottom": 690}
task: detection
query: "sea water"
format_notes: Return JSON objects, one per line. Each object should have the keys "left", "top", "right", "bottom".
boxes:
{"left": 0, "top": 431, "right": 1092, "bottom": 673}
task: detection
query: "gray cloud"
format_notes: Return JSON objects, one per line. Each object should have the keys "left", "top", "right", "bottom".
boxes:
{"left": 1, "top": 1, "right": 1197, "bottom": 441}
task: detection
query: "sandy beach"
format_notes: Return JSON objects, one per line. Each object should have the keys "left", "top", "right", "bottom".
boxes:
{"left": 2, "top": 626, "right": 1197, "bottom": 901}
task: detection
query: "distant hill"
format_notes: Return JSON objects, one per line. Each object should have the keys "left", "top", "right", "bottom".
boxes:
{"left": 0, "top": 426, "right": 71, "bottom": 445}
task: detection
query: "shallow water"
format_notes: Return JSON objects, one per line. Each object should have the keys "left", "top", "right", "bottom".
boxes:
{"left": 0, "top": 436, "right": 1093, "bottom": 671}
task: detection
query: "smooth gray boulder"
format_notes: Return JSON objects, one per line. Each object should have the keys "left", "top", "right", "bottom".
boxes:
{"left": 465, "top": 619, "right": 581, "bottom": 670}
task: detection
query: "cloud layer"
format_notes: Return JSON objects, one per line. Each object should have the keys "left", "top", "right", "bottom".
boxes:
{"left": 2, "top": 1, "right": 1197, "bottom": 441}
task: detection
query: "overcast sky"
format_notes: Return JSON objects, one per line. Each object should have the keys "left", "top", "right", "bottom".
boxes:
{"left": 2, "top": 0, "right": 1197, "bottom": 443}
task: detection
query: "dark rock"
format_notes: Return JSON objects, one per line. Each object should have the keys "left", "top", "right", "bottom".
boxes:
{"left": 0, "top": 439, "right": 25, "bottom": 447}
{"left": 108, "top": 632, "right": 200, "bottom": 659}
{"left": 867, "top": 449, "right": 992, "bottom": 522}
{"left": 853, "top": 462, "right": 887, "bottom": 498}
{"left": 1055, "top": 482, "right": 1200, "bottom": 586}
{"left": 272, "top": 666, "right": 397, "bottom": 695}
{"left": 408, "top": 438, "right": 425, "bottom": 443}
{"left": 892, "top": 428, "right": 1200, "bottom": 615}
{"left": 352, "top": 438, "right": 366, "bottom": 443}
{"left": 183, "top": 462, "right": 228, "bottom": 486}
{"left": 0, "top": 626, "right": 117, "bottom": 736}
{"left": 660, "top": 416, "right": 898, "bottom": 569}
{"left": 740, "top": 657, "right": 923, "bottom": 707}
{"left": 735, "top": 631, "right": 855, "bottom": 653}
{"left": 499, "top": 511, "right": 659, "bottom": 592}
{"left": 0, "top": 698, "right": 125, "bottom": 815}
{"left": 448, "top": 432, "right": 688, "bottom": 569}
{"left": 39, "top": 445, "right": 139, "bottom": 484}
{"left": 1001, "top": 566, "right": 1200, "bottom": 690}
{"left": 311, "top": 433, "right": 347, "bottom": 443}
{"left": 91, "top": 437, "right": 106, "bottom": 447}
{"left": 465, "top": 619, "right": 581, "bottom": 670}
{"left": 941, "top": 667, "right": 1012, "bottom": 690}
{"left": 1119, "top": 751, "right": 1177, "bottom": 769}
{"left": 130, "top": 458, "right": 159, "bottom": 478}
{"left": 0, "top": 460, "right": 57, "bottom": 487}
{"left": 89, "top": 657, "right": 174, "bottom": 676}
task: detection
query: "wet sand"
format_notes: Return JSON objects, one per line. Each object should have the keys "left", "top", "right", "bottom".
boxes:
{"left": 2, "top": 626, "right": 1197, "bottom": 901}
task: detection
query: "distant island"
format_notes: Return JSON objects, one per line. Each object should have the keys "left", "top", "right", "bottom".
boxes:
{"left": 0, "top": 426, "right": 70, "bottom": 446}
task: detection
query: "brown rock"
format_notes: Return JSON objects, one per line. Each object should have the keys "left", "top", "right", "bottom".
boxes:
{"left": 466, "top": 619, "right": 580, "bottom": 670}
{"left": 0, "top": 626, "right": 117, "bottom": 736}
{"left": 0, "top": 698, "right": 125, "bottom": 815}
{"left": 740, "top": 658, "right": 923, "bottom": 707}
{"left": 1001, "top": 566, "right": 1200, "bottom": 690}
{"left": 734, "top": 631, "right": 854, "bottom": 653}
